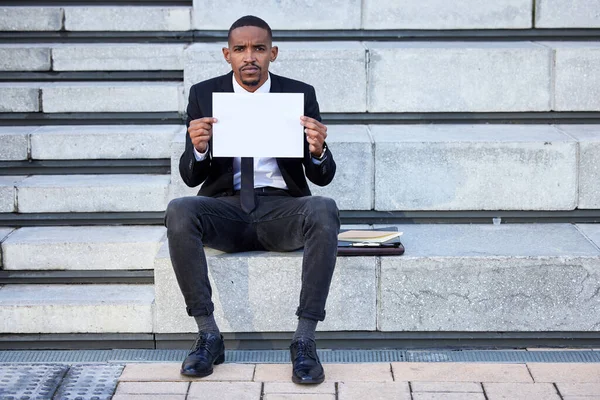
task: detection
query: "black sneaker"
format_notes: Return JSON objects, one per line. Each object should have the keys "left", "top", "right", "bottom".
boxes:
{"left": 290, "top": 337, "right": 325, "bottom": 384}
{"left": 180, "top": 332, "right": 225, "bottom": 377}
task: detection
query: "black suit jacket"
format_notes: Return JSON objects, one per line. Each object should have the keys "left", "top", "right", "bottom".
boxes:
{"left": 179, "top": 71, "right": 336, "bottom": 197}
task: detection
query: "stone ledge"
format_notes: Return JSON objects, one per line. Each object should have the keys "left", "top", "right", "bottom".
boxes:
{"left": 16, "top": 174, "right": 170, "bottom": 213}
{"left": 367, "top": 42, "right": 552, "bottom": 113}
{"left": 31, "top": 125, "right": 183, "bottom": 160}
{"left": 0, "top": 84, "right": 40, "bottom": 112}
{"left": 64, "top": 7, "right": 191, "bottom": 31}
{"left": 153, "top": 223, "right": 600, "bottom": 334}
{"left": 378, "top": 224, "right": 600, "bottom": 332}
{"left": 41, "top": 82, "right": 184, "bottom": 113}
{"left": 0, "top": 228, "right": 15, "bottom": 267}
{"left": 0, "top": 46, "right": 51, "bottom": 71}
{"left": 0, "top": 126, "right": 34, "bottom": 161}
{"left": 0, "top": 176, "right": 25, "bottom": 214}
{"left": 363, "top": 0, "right": 532, "bottom": 29}
{"left": 0, "top": 7, "right": 63, "bottom": 31}
{"left": 2, "top": 226, "right": 166, "bottom": 271}
{"left": 555, "top": 125, "right": 600, "bottom": 209}
{"left": 535, "top": 0, "right": 600, "bottom": 28}
{"left": 544, "top": 42, "right": 600, "bottom": 112}
{"left": 372, "top": 124, "right": 578, "bottom": 211}
{"left": 0, "top": 285, "right": 154, "bottom": 333}
{"left": 154, "top": 239, "right": 378, "bottom": 333}
{"left": 192, "top": 0, "right": 361, "bottom": 30}
{"left": 51, "top": 44, "right": 186, "bottom": 71}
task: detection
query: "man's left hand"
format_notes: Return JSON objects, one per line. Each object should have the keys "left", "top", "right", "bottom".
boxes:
{"left": 301, "top": 116, "right": 327, "bottom": 158}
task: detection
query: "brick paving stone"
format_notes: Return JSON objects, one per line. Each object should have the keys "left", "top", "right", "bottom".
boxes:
{"left": 263, "top": 395, "right": 335, "bottom": 400}
{"left": 111, "top": 396, "right": 186, "bottom": 400}
{"left": 483, "top": 382, "right": 561, "bottom": 399}
{"left": 392, "top": 363, "right": 533, "bottom": 383}
{"left": 263, "top": 382, "right": 336, "bottom": 394}
{"left": 254, "top": 364, "right": 292, "bottom": 382}
{"left": 115, "top": 381, "right": 189, "bottom": 394}
{"left": 254, "top": 363, "right": 393, "bottom": 383}
{"left": 411, "top": 381, "right": 483, "bottom": 392}
{"left": 325, "top": 364, "right": 394, "bottom": 382}
{"left": 556, "top": 382, "right": 600, "bottom": 396}
{"left": 412, "top": 394, "right": 486, "bottom": 400}
{"left": 188, "top": 382, "right": 262, "bottom": 399}
{"left": 337, "top": 382, "right": 411, "bottom": 399}
{"left": 527, "top": 363, "right": 600, "bottom": 383}
{"left": 118, "top": 363, "right": 255, "bottom": 382}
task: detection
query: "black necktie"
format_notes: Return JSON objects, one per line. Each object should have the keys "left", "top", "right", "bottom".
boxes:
{"left": 240, "top": 157, "right": 255, "bottom": 213}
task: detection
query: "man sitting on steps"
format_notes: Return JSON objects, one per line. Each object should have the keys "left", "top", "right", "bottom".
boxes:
{"left": 164, "top": 15, "right": 340, "bottom": 384}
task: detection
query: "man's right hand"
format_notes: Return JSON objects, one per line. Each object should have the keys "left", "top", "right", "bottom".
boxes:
{"left": 188, "top": 117, "right": 217, "bottom": 153}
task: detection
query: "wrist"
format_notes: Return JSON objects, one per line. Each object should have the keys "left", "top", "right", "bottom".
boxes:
{"left": 313, "top": 144, "right": 327, "bottom": 160}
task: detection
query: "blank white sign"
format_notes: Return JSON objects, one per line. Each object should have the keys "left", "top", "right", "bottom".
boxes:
{"left": 212, "top": 92, "right": 304, "bottom": 158}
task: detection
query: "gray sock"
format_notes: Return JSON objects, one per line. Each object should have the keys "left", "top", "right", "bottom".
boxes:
{"left": 194, "top": 313, "right": 220, "bottom": 335}
{"left": 293, "top": 317, "right": 318, "bottom": 341}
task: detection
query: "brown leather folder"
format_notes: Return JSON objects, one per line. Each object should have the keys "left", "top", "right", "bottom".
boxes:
{"left": 337, "top": 227, "right": 405, "bottom": 256}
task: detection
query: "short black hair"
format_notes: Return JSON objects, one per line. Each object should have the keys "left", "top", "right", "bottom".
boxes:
{"left": 228, "top": 15, "right": 272, "bottom": 42}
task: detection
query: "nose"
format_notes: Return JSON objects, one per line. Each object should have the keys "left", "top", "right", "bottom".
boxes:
{"left": 243, "top": 48, "right": 256, "bottom": 62}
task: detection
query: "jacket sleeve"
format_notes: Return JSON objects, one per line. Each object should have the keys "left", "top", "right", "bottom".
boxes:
{"left": 302, "top": 85, "right": 336, "bottom": 187}
{"left": 179, "top": 85, "right": 212, "bottom": 188}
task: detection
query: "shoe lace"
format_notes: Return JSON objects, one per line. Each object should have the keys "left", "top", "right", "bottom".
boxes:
{"left": 294, "top": 340, "right": 315, "bottom": 358}
{"left": 190, "top": 334, "right": 215, "bottom": 357}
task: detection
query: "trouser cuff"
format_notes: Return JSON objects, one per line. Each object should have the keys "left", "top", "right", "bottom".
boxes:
{"left": 296, "top": 307, "right": 325, "bottom": 321}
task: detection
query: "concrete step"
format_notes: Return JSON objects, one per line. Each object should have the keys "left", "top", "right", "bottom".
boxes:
{"left": 0, "top": 7, "right": 63, "bottom": 31}
{"left": 3, "top": 2, "right": 596, "bottom": 31}
{"left": 0, "top": 284, "right": 154, "bottom": 333}
{"left": 1, "top": 226, "right": 166, "bottom": 271}
{"left": 0, "top": 127, "right": 31, "bottom": 161}
{"left": 41, "top": 82, "right": 184, "bottom": 113}
{"left": 170, "top": 124, "right": 598, "bottom": 212}
{"left": 0, "top": 176, "right": 24, "bottom": 213}
{"left": 1, "top": 125, "right": 182, "bottom": 161}
{"left": 63, "top": 6, "right": 191, "bottom": 32}
{"left": 154, "top": 223, "right": 600, "bottom": 335}
{"left": 371, "top": 124, "right": 578, "bottom": 211}
{"left": 184, "top": 41, "right": 600, "bottom": 113}
{"left": 0, "top": 82, "right": 183, "bottom": 113}
{"left": 0, "top": 44, "right": 185, "bottom": 72}
{"left": 15, "top": 174, "right": 170, "bottom": 213}
{"left": 31, "top": 125, "right": 183, "bottom": 160}
{"left": 1, "top": 41, "right": 597, "bottom": 114}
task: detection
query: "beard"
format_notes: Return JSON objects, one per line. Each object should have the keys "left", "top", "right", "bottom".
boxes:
{"left": 239, "top": 64, "right": 261, "bottom": 87}
{"left": 241, "top": 78, "right": 260, "bottom": 87}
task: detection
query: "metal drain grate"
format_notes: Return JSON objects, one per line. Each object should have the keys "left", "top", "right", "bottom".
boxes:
{"left": 0, "top": 364, "right": 67, "bottom": 399}
{"left": 407, "top": 350, "right": 600, "bottom": 363}
{"left": 2, "top": 349, "right": 600, "bottom": 364}
{"left": 52, "top": 364, "right": 123, "bottom": 400}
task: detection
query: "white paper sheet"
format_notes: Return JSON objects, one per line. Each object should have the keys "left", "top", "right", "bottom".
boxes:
{"left": 212, "top": 92, "right": 304, "bottom": 158}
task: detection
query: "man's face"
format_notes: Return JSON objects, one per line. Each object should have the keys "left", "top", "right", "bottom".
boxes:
{"left": 223, "top": 25, "right": 278, "bottom": 92}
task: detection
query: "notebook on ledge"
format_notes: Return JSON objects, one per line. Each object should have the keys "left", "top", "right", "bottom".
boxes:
{"left": 337, "top": 226, "right": 405, "bottom": 256}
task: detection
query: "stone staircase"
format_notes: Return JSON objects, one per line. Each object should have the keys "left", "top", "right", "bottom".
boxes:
{"left": 0, "top": 1, "right": 599, "bottom": 349}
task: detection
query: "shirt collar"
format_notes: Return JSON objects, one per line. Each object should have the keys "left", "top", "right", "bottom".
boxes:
{"left": 232, "top": 72, "right": 271, "bottom": 94}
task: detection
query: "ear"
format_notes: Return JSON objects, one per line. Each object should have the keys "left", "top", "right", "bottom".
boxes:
{"left": 270, "top": 46, "right": 278, "bottom": 62}
{"left": 222, "top": 47, "right": 231, "bottom": 64}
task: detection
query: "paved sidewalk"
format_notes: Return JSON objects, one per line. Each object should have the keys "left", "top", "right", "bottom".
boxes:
{"left": 114, "top": 362, "right": 600, "bottom": 399}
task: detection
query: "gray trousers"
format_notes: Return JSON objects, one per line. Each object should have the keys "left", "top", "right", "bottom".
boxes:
{"left": 164, "top": 191, "right": 340, "bottom": 321}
